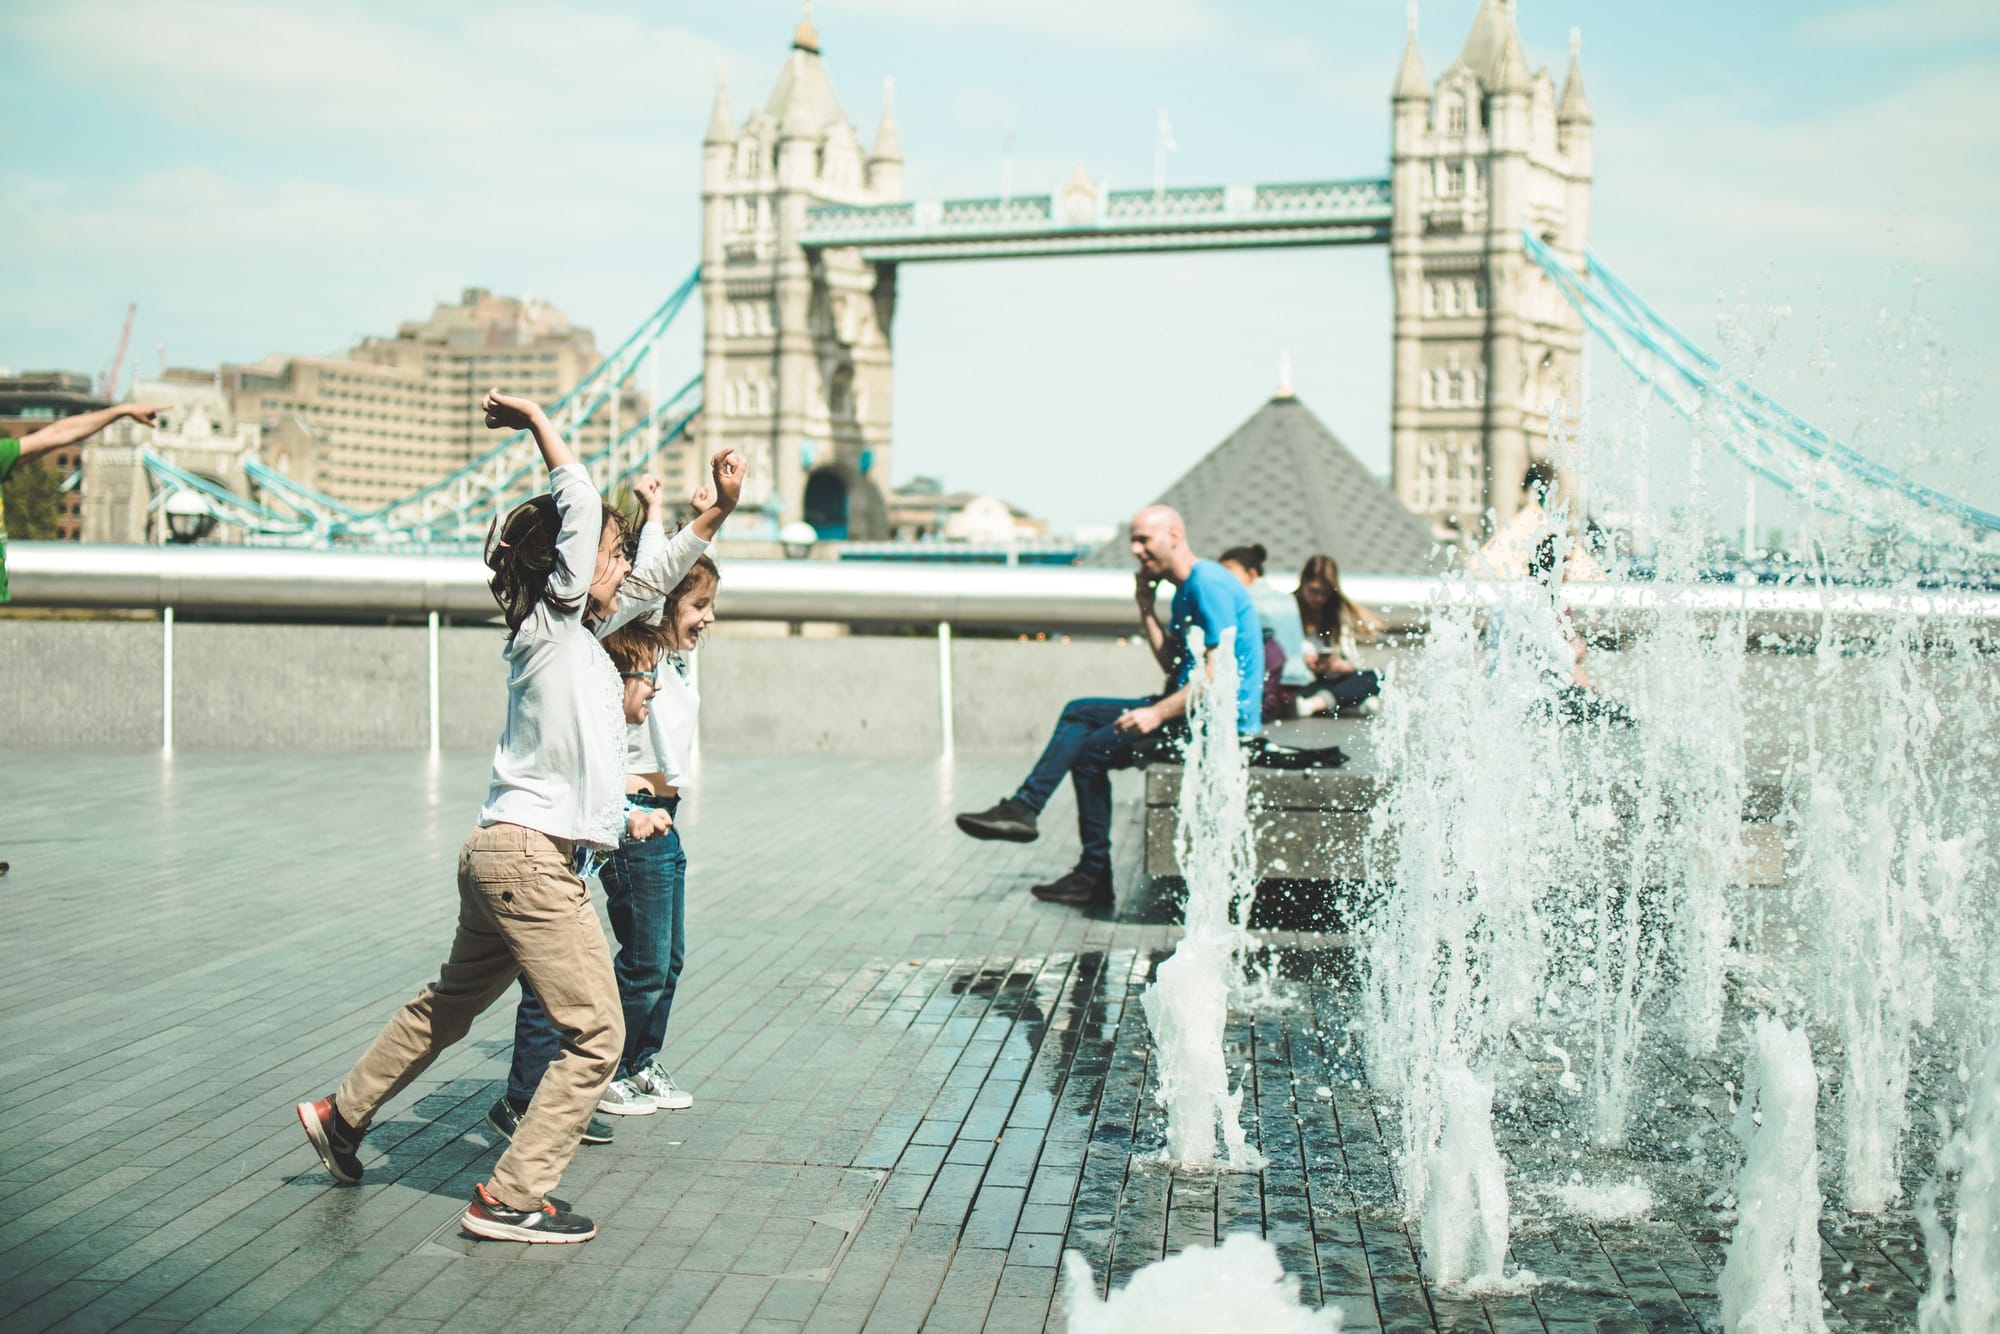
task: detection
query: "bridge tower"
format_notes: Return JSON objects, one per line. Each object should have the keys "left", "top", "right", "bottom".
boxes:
{"left": 701, "top": 8, "right": 900, "bottom": 540}
{"left": 1389, "top": 0, "right": 1592, "bottom": 540}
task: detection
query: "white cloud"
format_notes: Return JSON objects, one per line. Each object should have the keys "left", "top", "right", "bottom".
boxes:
{"left": 4, "top": 0, "right": 731, "bottom": 150}
{"left": 1796, "top": 0, "right": 2000, "bottom": 46}
{"left": 828, "top": 0, "right": 1222, "bottom": 49}
{"left": 1602, "top": 60, "right": 2000, "bottom": 275}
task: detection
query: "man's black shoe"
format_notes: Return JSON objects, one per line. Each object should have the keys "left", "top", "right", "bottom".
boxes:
{"left": 1031, "top": 867, "right": 1114, "bottom": 906}
{"left": 955, "top": 798, "right": 1038, "bottom": 843}
{"left": 487, "top": 1097, "right": 614, "bottom": 1146}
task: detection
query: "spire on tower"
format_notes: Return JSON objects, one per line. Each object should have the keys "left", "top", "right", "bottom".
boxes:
{"left": 705, "top": 73, "right": 735, "bottom": 145}
{"left": 792, "top": 0, "right": 821, "bottom": 54}
{"left": 870, "top": 76, "right": 902, "bottom": 161}
{"left": 1558, "top": 28, "right": 1592, "bottom": 123}
{"left": 1276, "top": 349, "right": 1295, "bottom": 400}
{"left": 1491, "top": 22, "right": 1532, "bottom": 96}
{"left": 1393, "top": 1, "right": 1427, "bottom": 101}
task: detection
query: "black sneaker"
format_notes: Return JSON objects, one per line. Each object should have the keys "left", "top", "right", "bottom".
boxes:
{"left": 1031, "top": 867, "right": 1114, "bottom": 906}
{"left": 461, "top": 1181, "right": 597, "bottom": 1243}
{"left": 956, "top": 798, "right": 1039, "bottom": 843}
{"left": 486, "top": 1098, "right": 614, "bottom": 1146}
{"left": 296, "top": 1096, "right": 364, "bottom": 1185}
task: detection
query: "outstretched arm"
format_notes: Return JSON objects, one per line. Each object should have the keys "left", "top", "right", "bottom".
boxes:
{"left": 19, "top": 403, "right": 168, "bottom": 463}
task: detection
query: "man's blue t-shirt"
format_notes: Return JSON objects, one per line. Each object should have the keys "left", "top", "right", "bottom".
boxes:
{"left": 1168, "top": 559, "right": 1264, "bottom": 734}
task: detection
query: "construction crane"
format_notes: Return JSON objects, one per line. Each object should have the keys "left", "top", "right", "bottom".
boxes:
{"left": 98, "top": 303, "right": 135, "bottom": 401}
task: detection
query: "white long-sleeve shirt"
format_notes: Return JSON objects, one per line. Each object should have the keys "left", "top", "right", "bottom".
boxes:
{"left": 478, "top": 464, "right": 628, "bottom": 851}
{"left": 601, "top": 517, "right": 709, "bottom": 787}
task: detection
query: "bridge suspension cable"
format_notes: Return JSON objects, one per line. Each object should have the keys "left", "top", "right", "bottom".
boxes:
{"left": 1523, "top": 232, "right": 1999, "bottom": 551}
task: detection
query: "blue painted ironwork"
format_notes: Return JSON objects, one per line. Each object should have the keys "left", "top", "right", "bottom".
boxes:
{"left": 1523, "top": 232, "right": 1999, "bottom": 549}
{"left": 800, "top": 178, "right": 1392, "bottom": 261}
{"left": 144, "top": 268, "right": 705, "bottom": 546}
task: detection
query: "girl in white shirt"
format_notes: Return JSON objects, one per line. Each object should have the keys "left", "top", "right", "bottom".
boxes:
{"left": 296, "top": 391, "right": 691, "bottom": 1247}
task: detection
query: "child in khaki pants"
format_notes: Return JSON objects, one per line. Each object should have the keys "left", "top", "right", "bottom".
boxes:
{"left": 295, "top": 391, "right": 740, "bottom": 1244}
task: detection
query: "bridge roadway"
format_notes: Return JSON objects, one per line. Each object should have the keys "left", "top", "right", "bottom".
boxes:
{"left": 799, "top": 180, "right": 1392, "bottom": 262}
{"left": 0, "top": 750, "right": 1934, "bottom": 1331}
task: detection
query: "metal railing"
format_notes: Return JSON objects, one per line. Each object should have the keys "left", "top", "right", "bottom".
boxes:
{"left": 11, "top": 542, "right": 2000, "bottom": 633}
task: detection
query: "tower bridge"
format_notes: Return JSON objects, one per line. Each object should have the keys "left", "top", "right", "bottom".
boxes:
{"left": 122, "top": 2, "right": 1997, "bottom": 560}
{"left": 702, "top": 0, "right": 1592, "bottom": 542}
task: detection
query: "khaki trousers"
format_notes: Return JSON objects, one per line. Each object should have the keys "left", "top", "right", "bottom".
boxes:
{"left": 335, "top": 823, "right": 623, "bottom": 1211}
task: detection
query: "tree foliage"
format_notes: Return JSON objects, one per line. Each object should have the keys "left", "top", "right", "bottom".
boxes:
{"left": 3, "top": 456, "right": 67, "bottom": 540}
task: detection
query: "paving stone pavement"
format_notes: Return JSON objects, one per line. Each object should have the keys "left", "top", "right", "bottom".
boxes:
{"left": 0, "top": 750, "right": 1936, "bottom": 1331}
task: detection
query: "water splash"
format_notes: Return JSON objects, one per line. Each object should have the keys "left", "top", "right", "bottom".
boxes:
{"left": 1917, "top": 1037, "right": 2000, "bottom": 1332}
{"left": 1060, "top": 1234, "right": 1341, "bottom": 1332}
{"left": 1142, "top": 626, "right": 1263, "bottom": 1169}
{"left": 1718, "top": 1016, "right": 1828, "bottom": 1334}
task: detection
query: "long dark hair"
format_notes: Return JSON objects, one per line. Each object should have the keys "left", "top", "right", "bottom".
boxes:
{"left": 484, "top": 494, "right": 631, "bottom": 637}
{"left": 1294, "top": 552, "right": 1346, "bottom": 643}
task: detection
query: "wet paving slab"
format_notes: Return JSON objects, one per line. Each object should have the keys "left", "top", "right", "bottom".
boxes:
{"left": 0, "top": 751, "right": 1946, "bottom": 1331}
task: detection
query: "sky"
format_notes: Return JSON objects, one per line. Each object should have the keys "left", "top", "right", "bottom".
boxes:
{"left": 1, "top": 0, "right": 1995, "bottom": 539}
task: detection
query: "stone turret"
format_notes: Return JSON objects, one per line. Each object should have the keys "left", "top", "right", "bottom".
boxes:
{"left": 1387, "top": 0, "right": 1593, "bottom": 541}
{"left": 698, "top": 6, "right": 899, "bottom": 540}
{"left": 868, "top": 78, "right": 904, "bottom": 198}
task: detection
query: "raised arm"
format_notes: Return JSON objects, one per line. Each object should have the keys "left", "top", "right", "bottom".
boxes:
{"left": 19, "top": 403, "right": 168, "bottom": 463}
{"left": 684, "top": 447, "right": 745, "bottom": 544}
{"left": 484, "top": 389, "right": 576, "bottom": 473}
{"left": 485, "top": 390, "right": 596, "bottom": 601}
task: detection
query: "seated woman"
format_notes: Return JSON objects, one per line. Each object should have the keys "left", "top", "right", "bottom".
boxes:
{"left": 1217, "top": 544, "right": 1289, "bottom": 720}
{"left": 1290, "top": 552, "right": 1384, "bottom": 718}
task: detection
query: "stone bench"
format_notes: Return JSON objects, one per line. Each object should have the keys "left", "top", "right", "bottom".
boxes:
{"left": 1143, "top": 717, "right": 1786, "bottom": 887}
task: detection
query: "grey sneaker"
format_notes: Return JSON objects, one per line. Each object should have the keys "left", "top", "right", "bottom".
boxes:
{"left": 632, "top": 1061, "right": 694, "bottom": 1110}
{"left": 597, "top": 1075, "right": 660, "bottom": 1116}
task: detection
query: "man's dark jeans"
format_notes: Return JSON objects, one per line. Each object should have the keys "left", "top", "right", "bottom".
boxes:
{"left": 1012, "top": 695, "right": 1164, "bottom": 875}
{"left": 507, "top": 794, "right": 686, "bottom": 1107}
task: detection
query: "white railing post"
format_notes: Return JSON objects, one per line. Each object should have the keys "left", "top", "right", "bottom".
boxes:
{"left": 938, "top": 620, "right": 955, "bottom": 758}
{"left": 427, "top": 610, "right": 441, "bottom": 754}
{"left": 162, "top": 605, "right": 175, "bottom": 751}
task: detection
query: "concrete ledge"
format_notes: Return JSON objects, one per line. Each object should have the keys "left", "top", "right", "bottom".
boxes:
{"left": 1144, "top": 718, "right": 1789, "bottom": 886}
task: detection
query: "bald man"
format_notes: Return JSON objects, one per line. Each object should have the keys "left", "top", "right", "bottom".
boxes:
{"left": 955, "top": 505, "right": 1263, "bottom": 906}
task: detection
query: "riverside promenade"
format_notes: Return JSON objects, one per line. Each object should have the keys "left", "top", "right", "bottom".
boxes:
{"left": 0, "top": 751, "right": 1930, "bottom": 1332}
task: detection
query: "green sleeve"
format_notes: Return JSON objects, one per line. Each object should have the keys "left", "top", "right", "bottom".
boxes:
{"left": 0, "top": 435, "right": 18, "bottom": 483}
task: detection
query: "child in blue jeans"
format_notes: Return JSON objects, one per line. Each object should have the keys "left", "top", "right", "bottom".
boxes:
{"left": 493, "top": 470, "right": 733, "bottom": 1136}
{"left": 593, "top": 553, "right": 719, "bottom": 1113}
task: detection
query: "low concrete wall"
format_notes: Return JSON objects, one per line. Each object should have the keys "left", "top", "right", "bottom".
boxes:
{"left": 699, "top": 635, "right": 942, "bottom": 756}
{"left": 172, "top": 623, "right": 430, "bottom": 751}
{"left": 0, "top": 618, "right": 1165, "bottom": 754}
{"left": 0, "top": 620, "right": 163, "bottom": 747}
{"left": 949, "top": 637, "right": 1161, "bottom": 751}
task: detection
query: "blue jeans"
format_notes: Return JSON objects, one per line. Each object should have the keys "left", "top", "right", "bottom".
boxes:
{"left": 1012, "top": 695, "right": 1156, "bottom": 876}
{"left": 508, "top": 794, "right": 686, "bottom": 1105}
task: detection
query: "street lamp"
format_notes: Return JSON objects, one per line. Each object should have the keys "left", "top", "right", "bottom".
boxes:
{"left": 779, "top": 520, "right": 819, "bottom": 560}
{"left": 164, "top": 489, "right": 217, "bottom": 544}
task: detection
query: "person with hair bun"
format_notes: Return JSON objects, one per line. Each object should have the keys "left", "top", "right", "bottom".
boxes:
{"left": 1217, "top": 544, "right": 1291, "bottom": 720}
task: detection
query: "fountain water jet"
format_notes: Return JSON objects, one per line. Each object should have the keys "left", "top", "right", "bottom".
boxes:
{"left": 1917, "top": 1037, "right": 2000, "bottom": 1332}
{"left": 1718, "top": 1016, "right": 1828, "bottom": 1334}
{"left": 1141, "top": 626, "right": 1262, "bottom": 1169}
